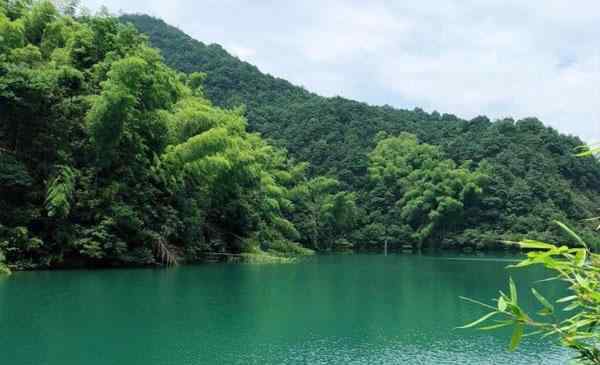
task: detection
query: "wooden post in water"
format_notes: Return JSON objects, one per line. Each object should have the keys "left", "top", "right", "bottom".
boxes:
{"left": 384, "top": 239, "right": 388, "bottom": 256}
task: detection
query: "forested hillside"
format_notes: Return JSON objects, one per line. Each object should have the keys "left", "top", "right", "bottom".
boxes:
{"left": 1, "top": 3, "right": 599, "bottom": 274}
{"left": 0, "top": 1, "right": 359, "bottom": 272}
{"left": 123, "top": 14, "right": 600, "bottom": 250}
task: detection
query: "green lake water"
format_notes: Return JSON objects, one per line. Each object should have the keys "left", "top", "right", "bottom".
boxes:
{"left": 0, "top": 253, "right": 571, "bottom": 364}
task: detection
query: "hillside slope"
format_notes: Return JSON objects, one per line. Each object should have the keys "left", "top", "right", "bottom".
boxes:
{"left": 122, "top": 14, "right": 600, "bottom": 248}
{"left": 2, "top": 4, "right": 353, "bottom": 271}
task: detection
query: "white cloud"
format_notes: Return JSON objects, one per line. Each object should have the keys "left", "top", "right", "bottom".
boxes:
{"left": 82, "top": 0, "right": 600, "bottom": 141}
{"left": 226, "top": 45, "right": 257, "bottom": 61}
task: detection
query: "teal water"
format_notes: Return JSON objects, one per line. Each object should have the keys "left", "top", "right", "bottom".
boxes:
{"left": 0, "top": 253, "right": 571, "bottom": 364}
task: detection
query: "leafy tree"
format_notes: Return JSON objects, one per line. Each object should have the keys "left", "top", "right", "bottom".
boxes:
{"left": 0, "top": 2, "right": 318, "bottom": 271}
{"left": 366, "top": 133, "right": 489, "bottom": 248}
{"left": 0, "top": 10, "right": 25, "bottom": 52}
{"left": 23, "top": 0, "right": 57, "bottom": 44}
{"left": 289, "top": 174, "right": 357, "bottom": 250}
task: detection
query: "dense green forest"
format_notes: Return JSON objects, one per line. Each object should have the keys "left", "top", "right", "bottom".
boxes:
{"left": 123, "top": 15, "right": 600, "bottom": 250}
{"left": 1, "top": 2, "right": 599, "bottom": 272}
{"left": 0, "top": 1, "right": 359, "bottom": 271}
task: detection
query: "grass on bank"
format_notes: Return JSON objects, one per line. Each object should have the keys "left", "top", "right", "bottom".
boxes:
{"left": 240, "top": 241, "right": 315, "bottom": 264}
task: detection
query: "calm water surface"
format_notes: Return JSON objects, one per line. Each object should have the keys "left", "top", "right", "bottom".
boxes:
{"left": 0, "top": 253, "right": 571, "bottom": 364}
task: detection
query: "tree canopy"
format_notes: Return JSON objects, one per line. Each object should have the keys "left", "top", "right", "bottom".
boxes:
{"left": 122, "top": 14, "right": 600, "bottom": 251}
{"left": 2, "top": 4, "right": 600, "bottom": 273}
{"left": 0, "top": 1, "right": 356, "bottom": 271}
{"left": 364, "top": 133, "right": 489, "bottom": 248}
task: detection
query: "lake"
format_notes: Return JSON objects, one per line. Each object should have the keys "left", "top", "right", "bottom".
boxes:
{"left": 0, "top": 253, "right": 571, "bottom": 364}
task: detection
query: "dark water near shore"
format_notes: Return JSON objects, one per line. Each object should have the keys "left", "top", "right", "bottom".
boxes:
{"left": 0, "top": 253, "right": 570, "bottom": 364}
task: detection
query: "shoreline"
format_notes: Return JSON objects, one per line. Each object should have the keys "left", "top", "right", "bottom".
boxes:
{"left": 2, "top": 245, "right": 526, "bottom": 274}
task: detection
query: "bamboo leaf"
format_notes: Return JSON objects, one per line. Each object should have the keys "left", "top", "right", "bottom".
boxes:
{"left": 574, "top": 249, "right": 587, "bottom": 267}
{"left": 556, "top": 295, "right": 577, "bottom": 303}
{"left": 535, "top": 276, "right": 560, "bottom": 284}
{"left": 531, "top": 288, "right": 554, "bottom": 313}
{"left": 563, "top": 302, "right": 580, "bottom": 312}
{"left": 509, "top": 323, "right": 524, "bottom": 351}
{"left": 509, "top": 277, "right": 518, "bottom": 304}
{"left": 507, "top": 259, "right": 535, "bottom": 268}
{"left": 504, "top": 240, "right": 556, "bottom": 250}
{"left": 459, "top": 296, "right": 498, "bottom": 311}
{"left": 554, "top": 221, "right": 588, "bottom": 249}
{"left": 497, "top": 296, "right": 507, "bottom": 312}
{"left": 478, "top": 320, "right": 513, "bottom": 331}
{"left": 582, "top": 217, "right": 600, "bottom": 222}
{"left": 575, "top": 146, "right": 600, "bottom": 157}
{"left": 457, "top": 311, "right": 498, "bottom": 329}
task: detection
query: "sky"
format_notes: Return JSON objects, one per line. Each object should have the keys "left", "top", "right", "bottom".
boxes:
{"left": 81, "top": 0, "right": 600, "bottom": 141}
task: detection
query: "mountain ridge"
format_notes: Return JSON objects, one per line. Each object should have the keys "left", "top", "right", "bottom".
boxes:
{"left": 121, "top": 13, "right": 600, "bottom": 248}
{"left": 120, "top": 14, "right": 561, "bottom": 136}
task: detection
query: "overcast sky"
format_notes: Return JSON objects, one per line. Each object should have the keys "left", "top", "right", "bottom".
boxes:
{"left": 82, "top": 0, "right": 600, "bottom": 141}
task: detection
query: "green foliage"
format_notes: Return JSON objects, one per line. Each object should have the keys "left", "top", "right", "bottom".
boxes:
{"left": 2, "top": 5, "right": 600, "bottom": 271}
{"left": 0, "top": 153, "right": 32, "bottom": 187}
{"left": 0, "top": 236, "right": 10, "bottom": 275}
{"left": 0, "top": 11, "right": 25, "bottom": 53}
{"left": 239, "top": 250, "right": 295, "bottom": 264}
{"left": 0, "top": 3, "right": 318, "bottom": 270}
{"left": 461, "top": 223, "right": 600, "bottom": 364}
{"left": 123, "top": 14, "right": 600, "bottom": 250}
{"left": 87, "top": 83, "right": 136, "bottom": 160}
{"left": 23, "top": 0, "right": 57, "bottom": 44}
{"left": 45, "top": 165, "right": 76, "bottom": 218}
{"left": 40, "top": 16, "right": 71, "bottom": 56}
{"left": 289, "top": 175, "right": 357, "bottom": 250}
{"left": 364, "top": 133, "right": 488, "bottom": 248}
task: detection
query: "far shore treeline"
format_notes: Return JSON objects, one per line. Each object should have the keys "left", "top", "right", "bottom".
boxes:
{"left": 1, "top": 1, "right": 600, "bottom": 272}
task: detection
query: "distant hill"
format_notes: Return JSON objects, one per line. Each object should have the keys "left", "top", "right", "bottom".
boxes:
{"left": 122, "top": 14, "right": 600, "bottom": 248}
